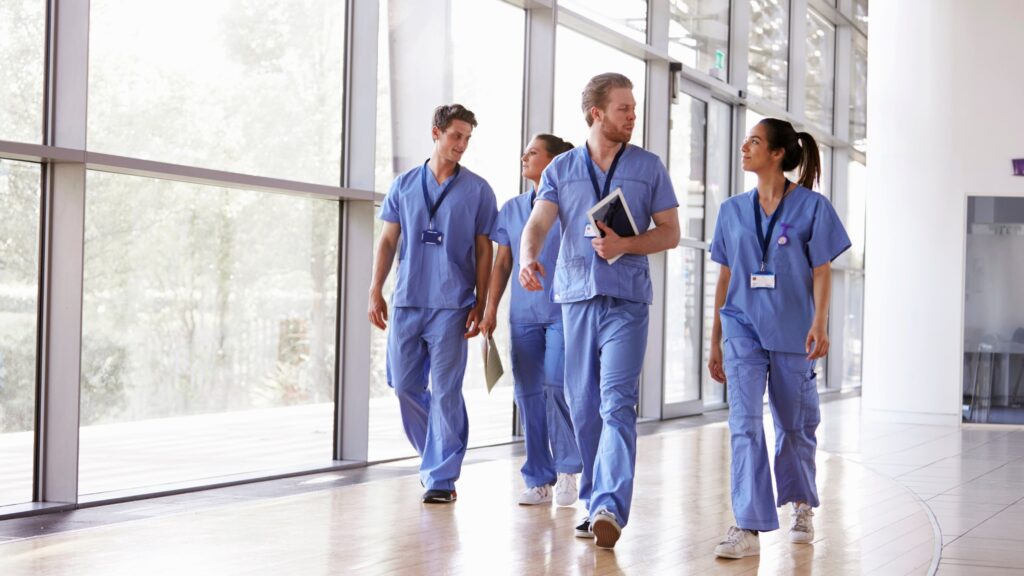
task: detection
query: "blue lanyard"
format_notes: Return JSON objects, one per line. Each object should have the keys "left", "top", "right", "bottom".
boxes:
{"left": 585, "top": 143, "right": 627, "bottom": 203}
{"left": 752, "top": 180, "right": 790, "bottom": 271}
{"left": 420, "top": 160, "right": 461, "bottom": 227}
{"left": 529, "top": 190, "right": 536, "bottom": 207}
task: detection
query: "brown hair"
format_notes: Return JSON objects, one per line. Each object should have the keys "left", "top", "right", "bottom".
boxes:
{"left": 581, "top": 73, "right": 633, "bottom": 127}
{"left": 533, "top": 134, "right": 574, "bottom": 157}
{"left": 758, "top": 118, "right": 822, "bottom": 189}
{"left": 432, "top": 103, "right": 478, "bottom": 132}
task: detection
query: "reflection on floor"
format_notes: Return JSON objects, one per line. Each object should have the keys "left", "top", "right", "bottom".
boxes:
{"left": 0, "top": 396, "right": 1022, "bottom": 574}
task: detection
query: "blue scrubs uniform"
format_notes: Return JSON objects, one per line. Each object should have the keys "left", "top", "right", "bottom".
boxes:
{"left": 537, "top": 144, "right": 678, "bottom": 526}
{"left": 380, "top": 162, "right": 497, "bottom": 491}
{"left": 710, "top": 185, "right": 851, "bottom": 531}
{"left": 491, "top": 192, "right": 582, "bottom": 489}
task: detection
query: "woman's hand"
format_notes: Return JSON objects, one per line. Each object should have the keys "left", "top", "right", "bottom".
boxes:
{"left": 708, "top": 342, "right": 727, "bottom": 383}
{"left": 805, "top": 322, "right": 829, "bottom": 360}
{"left": 478, "top": 308, "right": 498, "bottom": 338}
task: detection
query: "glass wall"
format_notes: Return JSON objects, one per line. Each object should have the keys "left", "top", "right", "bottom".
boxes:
{"left": 748, "top": 0, "right": 789, "bottom": 107}
{"left": 554, "top": 26, "right": 648, "bottom": 147}
{"left": 668, "top": 0, "right": 730, "bottom": 80}
{"left": 0, "top": 0, "right": 44, "bottom": 143}
{"left": 805, "top": 9, "right": 835, "bottom": 132}
{"left": 963, "top": 197, "right": 1024, "bottom": 424}
{"left": 0, "top": 160, "right": 40, "bottom": 506}
{"left": 559, "top": 0, "right": 649, "bottom": 44}
{"left": 371, "top": 0, "right": 524, "bottom": 461}
{"left": 850, "top": 42, "right": 868, "bottom": 152}
{"left": 88, "top": 0, "right": 346, "bottom": 184}
{"left": 78, "top": 173, "right": 338, "bottom": 494}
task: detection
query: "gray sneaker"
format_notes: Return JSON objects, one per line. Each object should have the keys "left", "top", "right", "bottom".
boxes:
{"left": 714, "top": 526, "right": 760, "bottom": 559}
{"left": 790, "top": 503, "right": 815, "bottom": 544}
{"left": 591, "top": 509, "right": 622, "bottom": 549}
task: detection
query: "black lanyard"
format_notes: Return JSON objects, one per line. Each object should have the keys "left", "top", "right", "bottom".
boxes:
{"left": 420, "top": 160, "right": 461, "bottom": 227}
{"left": 585, "top": 143, "right": 627, "bottom": 203}
{"left": 752, "top": 180, "right": 790, "bottom": 272}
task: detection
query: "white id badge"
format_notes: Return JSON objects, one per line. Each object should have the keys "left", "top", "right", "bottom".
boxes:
{"left": 750, "top": 272, "right": 776, "bottom": 289}
{"left": 584, "top": 224, "right": 597, "bottom": 238}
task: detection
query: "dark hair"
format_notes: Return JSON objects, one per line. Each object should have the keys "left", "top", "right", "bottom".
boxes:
{"left": 581, "top": 73, "right": 633, "bottom": 127}
{"left": 432, "top": 103, "right": 478, "bottom": 132}
{"left": 533, "top": 133, "right": 574, "bottom": 157}
{"left": 757, "top": 118, "right": 821, "bottom": 189}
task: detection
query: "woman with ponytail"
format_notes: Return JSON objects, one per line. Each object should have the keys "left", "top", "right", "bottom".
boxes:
{"left": 708, "top": 118, "right": 851, "bottom": 559}
{"left": 479, "top": 134, "right": 582, "bottom": 507}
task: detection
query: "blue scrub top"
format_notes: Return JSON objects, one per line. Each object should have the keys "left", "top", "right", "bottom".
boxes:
{"left": 710, "top": 186, "right": 851, "bottom": 354}
{"left": 536, "top": 145, "right": 678, "bottom": 305}
{"left": 380, "top": 163, "right": 498, "bottom": 309}
{"left": 491, "top": 192, "right": 562, "bottom": 325}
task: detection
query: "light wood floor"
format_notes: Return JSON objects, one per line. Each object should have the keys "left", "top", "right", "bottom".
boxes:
{"left": 0, "top": 396, "right": 943, "bottom": 576}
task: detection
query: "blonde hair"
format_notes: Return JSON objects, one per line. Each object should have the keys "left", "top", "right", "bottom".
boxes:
{"left": 581, "top": 73, "right": 633, "bottom": 126}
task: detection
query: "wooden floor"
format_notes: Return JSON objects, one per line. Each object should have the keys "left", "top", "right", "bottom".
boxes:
{"left": 0, "top": 396, "right": 952, "bottom": 576}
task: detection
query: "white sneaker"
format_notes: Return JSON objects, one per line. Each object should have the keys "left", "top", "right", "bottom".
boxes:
{"left": 591, "top": 509, "right": 622, "bottom": 549}
{"left": 714, "top": 526, "right": 760, "bottom": 559}
{"left": 517, "top": 485, "right": 552, "bottom": 505}
{"left": 554, "top": 473, "right": 578, "bottom": 507}
{"left": 790, "top": 503, "right": 815, "bottom": 543}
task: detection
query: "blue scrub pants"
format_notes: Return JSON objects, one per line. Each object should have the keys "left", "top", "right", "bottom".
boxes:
{"left": 387, "top": 306, "right": 470, "bottom": 491}
{"left": 509, "top": 321, "right": 582, "bottom": 488}
{"left": 723, "top": 335, "right": 821, "bottom": 532}
{"left": 562, "top": 296, "right": 649, "bottom": 527}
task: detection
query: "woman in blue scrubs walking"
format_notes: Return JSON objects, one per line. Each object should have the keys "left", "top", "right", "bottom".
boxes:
{"left": 479, "top": 134, "right": 583, "bottom": 507}
{"left": 708, "top": 118, "right": 851, "bottom": 559}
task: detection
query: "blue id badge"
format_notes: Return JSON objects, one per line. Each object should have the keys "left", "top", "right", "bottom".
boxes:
{"left": 421, "top": 229, "right": 443, "bottom": 245}
{"left": 750, "top": 271, "right": 776, "bottom": 289}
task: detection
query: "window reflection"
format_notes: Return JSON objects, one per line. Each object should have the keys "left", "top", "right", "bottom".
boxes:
{"left": 748, "top": 0, "right": 789, "bottom": 107}
{"left": 0, "top": 159, "right": 41, "bottom": 506}
{"left": 668, "top": 0, "right": 730, "bottom": 80}
{"left": 805, "top": 9, "right": 835, "bottom": 132}
{"left": 0, "top": 0, "right": 45, "bottom": 143}
{"left": 559, "top": 0, "right": 648, "bottom": 44}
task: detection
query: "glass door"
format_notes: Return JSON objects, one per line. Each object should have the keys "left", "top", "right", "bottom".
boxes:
{"left": 663, "top": 84, "right": 732, "bottom": 418}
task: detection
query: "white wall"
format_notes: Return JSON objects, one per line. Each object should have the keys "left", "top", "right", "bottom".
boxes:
{"left": 864, "top": 0, "right": 1024, "bottom": 424}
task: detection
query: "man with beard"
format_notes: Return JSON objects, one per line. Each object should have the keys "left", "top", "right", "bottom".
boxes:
{"left": 518, "top": 73, "right": 680, "bottom": 548}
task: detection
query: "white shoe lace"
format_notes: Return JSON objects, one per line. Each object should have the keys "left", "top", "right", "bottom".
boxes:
{"left": 555, "top": 474, "right": 575, "bottom": 495}
{"left": 721, "top": 526, "right": 746, "bottom": 546}
{"left": 791, "top": 504, "right": 814, "bottom": 533}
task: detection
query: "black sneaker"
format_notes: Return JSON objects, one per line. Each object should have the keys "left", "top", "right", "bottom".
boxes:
{"left": 575, "top": 516, "right": 593, "bottom": 539}
{"left": 422, "top": 489, "right": 457, "bottom": 504}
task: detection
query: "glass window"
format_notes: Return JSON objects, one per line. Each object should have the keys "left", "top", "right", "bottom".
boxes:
{"left": 0, "top": 0, "right": 45, "bottom": 143}
{"left": 703, "top": 99, "right": 731, "bottom": 405}
{"left": 668, "top": 0, "right": 730, "bottom": 80}
{"left": 748, "top": 0, "right": 789, "bottom": 108}
{"left": 78, "top": 172, "right": 339, "bottom": 495}
{"left": 558, "top": 0, "right": 648, "bottom": 44}
{"left": 847, "top": 160, "right": 866, "bottom": 269}
{"left": 818, "top": 144, "right": 832, "bottom": 197}
{"left": 665, "top": 92, "right": 706, "bottom": 406}
{"left": 850, "top": 41, "right": 868, "bottom": 152}
{"left": 853, "top": 0, "right": 868, "bottom": 30}
{"left": 0, "top": 159, "right": 40, "bottom": 506}
{"left": 842, "top": 271, "right": 864, "bottom": 389}
{"left": 742, "top": 109, "right": 765, "bottom": 193}
{"left": 963, "top": 197, "right": 1024, "bottom": 424}
{"left": 805, "top": 9, "right": 835, "bottom": 132}
{"left": 554, "top": 26, "right": 647, "bottom": 148}
{"left": 88, "top": 0, "right": 346, "bottom": 184}
{"left": 371, "top": 0, "right": 523, "bottom": 461}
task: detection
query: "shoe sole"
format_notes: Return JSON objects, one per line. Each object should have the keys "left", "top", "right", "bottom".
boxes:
{"left": 714, "top": 549, "right": 760, "bottom": 559}
{"left": 554, "top": 496, "right": 577, "bottom": 507}
{"left": 422, "top": 494, "right": 457, "bottom": 504}
{"left": 591, "top": 518, "right": 621, "bottom": 549}
{"left": 518, "top": 498, "right": 552, "bottom": 506}
{"left": 575, "top": 531, "right": 594, "bottom": 539}
{"left": 790, "top": 533, "right": 814, "bottom": 544}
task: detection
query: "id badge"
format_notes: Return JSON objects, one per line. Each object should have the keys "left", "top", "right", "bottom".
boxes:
{"left": 584, "top": 224, "right": 597, "bottom": 238}
{"left": 420, "top": 229, "right": 443, "bottom": 245}
{"left": 750, "top": 272, "right": 776, "bottom": 289}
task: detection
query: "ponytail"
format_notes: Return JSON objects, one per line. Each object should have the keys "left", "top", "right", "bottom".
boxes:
{"left": 533, "top": 133, "right": 575, "bottom": 157}
{"left": 757, "top": 119, "right": 821, "bottom": 190}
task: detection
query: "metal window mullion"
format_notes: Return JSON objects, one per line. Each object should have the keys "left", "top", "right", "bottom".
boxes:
{"left": 788, "top": 0, "right": 808, "bottom": 122}
{"left": 522, "top": 3, "right": 556, "bottom": 151}
{"left": 36, "top": 0, "right": 90, "bottom": 504}
{"left": 833, "top": 22, "right": 853, "bottom": 143}
{"left": 335, "top": 0, "right": 379, "bottom": 463}
{"left": 638, "top": 0, "right": 670, "bottom": 420}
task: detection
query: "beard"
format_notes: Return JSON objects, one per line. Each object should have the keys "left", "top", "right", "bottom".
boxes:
{"left": 601, "top": 123, "right": 633, "bottom": 144}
